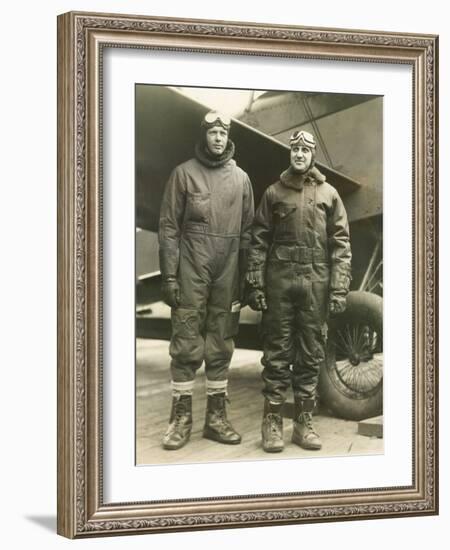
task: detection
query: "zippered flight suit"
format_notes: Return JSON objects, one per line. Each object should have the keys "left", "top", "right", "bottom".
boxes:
{"left": 248, "top": 166, "right": 351, "bottom": 403}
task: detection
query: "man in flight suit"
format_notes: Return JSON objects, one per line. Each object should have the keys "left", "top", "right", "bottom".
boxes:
{"left": 158, "top": 111, "right": 254, "bottom": 450}
{"left": 246, "top": 130, "right": 351, "bottom": 453}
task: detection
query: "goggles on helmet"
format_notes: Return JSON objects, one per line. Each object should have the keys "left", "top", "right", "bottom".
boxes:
{"left": 290, "top": 130, "right": 316, "bottom": 148}
{"left": 202, "top": 111, "right": 231, "bottom": 130}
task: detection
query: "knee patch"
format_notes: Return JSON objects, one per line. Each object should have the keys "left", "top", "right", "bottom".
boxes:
{"left": 171, "top": 307, "right": 200, "bottom": 339}
{"left": 170, "top": 308, "right": 204, "bottom": 364}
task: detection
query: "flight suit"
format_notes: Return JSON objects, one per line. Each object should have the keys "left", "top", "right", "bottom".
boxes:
{"left": 158, "top": 147, "right": 254, "bottom": 384}
{"left": 248, "top": 165, "right": 351, "bottom": 403}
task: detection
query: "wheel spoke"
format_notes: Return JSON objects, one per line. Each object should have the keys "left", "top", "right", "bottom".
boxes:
{"left": 337, "top": 330, "right": 352, "bottom": 354}
{"left": 335, "top": 341, "right": 350, "bottom": 357}
{"left": 345, "top": 324, "right": 353, "bottom": 348}
{"left": 354, "top": 324, "right": 366, "bottom": 353}
{"left": 335, "top": 354, "right": 383, "bottom": 394}
{"left": 324, "top": 293, "right": 383, "bottom": 411}
{"left": 334, "top": 321, "right": 382, "bottom": 362}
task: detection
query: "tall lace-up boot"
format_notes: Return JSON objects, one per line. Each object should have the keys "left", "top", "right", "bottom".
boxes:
{"left": 203, "top": 393, "right": 241, "bottom": 444}
{"left": 292, "top": 398, "right": 322, "bottom": 450}
{"left": 261, "top": 399, "right": 284, "bottom": 453}
{"left": 162, "top": 394, "right": 193, "bottom": 450}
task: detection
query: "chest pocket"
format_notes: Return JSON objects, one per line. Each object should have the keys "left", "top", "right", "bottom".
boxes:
{"left": 273, "top": 202, "right": 297, "bottom": 240}
{"left": 185, "top": 192, "right": 210, "bottom": 224}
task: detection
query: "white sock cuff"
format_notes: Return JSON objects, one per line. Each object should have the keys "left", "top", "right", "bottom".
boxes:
{"left": 205, "top": 379, "right": 228, "bottom": 395}
{"left": 171, "top": 380, "right": 195, "bottom": 395}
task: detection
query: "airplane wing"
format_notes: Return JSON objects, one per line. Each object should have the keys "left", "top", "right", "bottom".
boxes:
{"left": 136, "top": 85, "right": 360, "bottom": 232}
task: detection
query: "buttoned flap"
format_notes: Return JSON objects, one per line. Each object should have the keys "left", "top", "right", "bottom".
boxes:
{"left": 272, "top": 202, "right": 297, "bottom": 221}
{"left": 185, "top": 192, "right": 211, "bottom": 223}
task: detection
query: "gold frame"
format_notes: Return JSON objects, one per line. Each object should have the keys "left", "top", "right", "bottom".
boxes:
{"left": 57, "top": 11, "right": 439, "bottom": 538}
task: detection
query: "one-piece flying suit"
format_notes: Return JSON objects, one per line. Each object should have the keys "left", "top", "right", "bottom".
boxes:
{"left": 158, "top": 144, "right": 254, "bottom": 383}
{"left": 248, "top": 165, "right": 351, "bottom": 403}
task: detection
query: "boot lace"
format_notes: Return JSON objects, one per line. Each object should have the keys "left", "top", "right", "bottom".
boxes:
{"left": 213, "top": 397, "right": 233, "bottom": 428}
{"left": 266, "top": 413, "right": 282, "bottom": 435}
{"left": 175, "top": 402, "right": 186, "bottom": 419}
{"left": 168, "top": 402, "right": 188, "bottom": 432}
{"left": 302, "top": 412, "right": 318, "bottom": 435}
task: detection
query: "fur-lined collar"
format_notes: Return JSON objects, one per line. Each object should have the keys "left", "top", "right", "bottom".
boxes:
{"left": 195, "top": 139, "right": 235, "bottom": 168}
{"left": 280, "top": 165, "right": 326, "bottom": 190}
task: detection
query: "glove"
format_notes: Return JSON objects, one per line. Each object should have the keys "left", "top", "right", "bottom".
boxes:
{"left": 162, "top": 278, "right": 180, "bottom": 308}
{"left": 329, "top": 295, "right": 347, "bottom": 316}
{"left": 329, "top": 268, "right": 351, "bottom": 316}
{"left": 246, "top": 267, "right": 265, "bottom": 290}
{"left": 248, "top": 289, "right": 268, "bottom": 311}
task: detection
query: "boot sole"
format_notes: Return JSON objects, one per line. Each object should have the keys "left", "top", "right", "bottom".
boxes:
{"left": 262, "top": 445, "right": 284, "bottom": 453}
{"left": 163, "top": 443, "right": 188, "bottom": 450}
{"left": 292, "top": 435, "right": 322, "bottom": 450}
{"left": 162, "top": 433, "right": 192, "bottom": 450}
{"left": 162, "top": 438, "right": 191, "bottom": 450}
{"left": 202, "top": 429, "right": 241, "bottom": 445}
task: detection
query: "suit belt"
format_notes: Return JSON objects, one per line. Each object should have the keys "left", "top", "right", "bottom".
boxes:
{"left": 271, "top": 245, "right": 328, "bottom": 263}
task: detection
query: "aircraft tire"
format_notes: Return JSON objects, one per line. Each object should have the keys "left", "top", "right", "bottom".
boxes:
{"left": 319, "top": 291, "right": 383, "bottom": 421}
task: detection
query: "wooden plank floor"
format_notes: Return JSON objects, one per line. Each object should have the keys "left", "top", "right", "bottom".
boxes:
{"left": 136, "top": 339, "right": 383, "bottom": 465}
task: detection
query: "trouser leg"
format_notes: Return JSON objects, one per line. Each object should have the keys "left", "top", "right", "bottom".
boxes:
{"left": 203, "top": 316, "right": 241, "bottom": 444}
{"left": 169, "top": 236, "right": 209, "bottom": 382}
{"left": 202, "top": 238, "right": 242, "bottom": 444}
{"left": 164, "top": 236, "right": 210, "bottom": 450}
{"left": 292, "top": 281, "right": 328, "bottom": 401}
{"left": 167, "top": 305, "right": 203, "bottom": 450}
{"left": 261, "top": 268, "right": 297, "bottom": 404}
{"left": 292, "top": 319, "right": 326, "bottom": 400}
{"left": 169, "top": 307, "right": 207, "bottom": 382}
{"left": 204, "top": 238, "right": 240, "bottom": 382}
{"left": 291, "top": 279, "right": 327, "bottom": 451}
{"left": 203, "top": 306, "right": 235, "bottom": 382}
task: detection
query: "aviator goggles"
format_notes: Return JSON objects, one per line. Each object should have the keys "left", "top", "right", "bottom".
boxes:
{"left": 201, "top": 111, "right": 231, "bottom": 130}
{"left": 289, "top": 130, "right": 316, "bottom": 148}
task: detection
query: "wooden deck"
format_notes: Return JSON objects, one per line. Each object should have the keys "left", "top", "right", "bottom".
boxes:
{"left": 136, "top": 339, "right": 383, "bottom": 465}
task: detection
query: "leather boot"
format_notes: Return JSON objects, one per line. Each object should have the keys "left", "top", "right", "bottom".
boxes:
{"left": 162, "top": 394, "right": 193, "bottom": 450}
{"left": 292, "top": 398, "right": 322, "bottom": 450}
{"left": 261, "top": 400, "right": 284, "bottom": 453}
{"left": 203, "top": 393, "right": 241, "bottom": 444}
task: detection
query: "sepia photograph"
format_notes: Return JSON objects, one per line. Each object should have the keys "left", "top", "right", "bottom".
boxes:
{"left": 135, "top": 84, "right": 384, "bottom": 466}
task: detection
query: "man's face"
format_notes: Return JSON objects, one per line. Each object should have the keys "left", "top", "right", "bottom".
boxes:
{"left": 290, "top": 144, "right": 313, "bottom": 173}
{"left": 205, "top": 125, "right": 228, "bottom": 156}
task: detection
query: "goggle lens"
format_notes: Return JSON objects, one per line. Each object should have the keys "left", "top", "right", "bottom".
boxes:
{"left": 204, "top": 111, "right": 231, "bottom": 127}
{"left": 290, "top": 130, "right": 316, "bottom": 148}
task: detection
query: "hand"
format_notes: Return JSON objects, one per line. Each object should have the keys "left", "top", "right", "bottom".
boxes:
{"left": 246, "top": 268, "right": 264, "bottom": 290}
{"left": 329, "top": 296, "right": 346, "bottom": 316}
{"left": 162, "top": 278, "right": 180, "bottom": 308}
{"left": 248, "top": 289, "right": 268, "bottom": 311}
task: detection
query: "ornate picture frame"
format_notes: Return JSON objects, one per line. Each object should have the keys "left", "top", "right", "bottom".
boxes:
{"left": 57, "top": 11, "right": 438, "bottom": 538}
